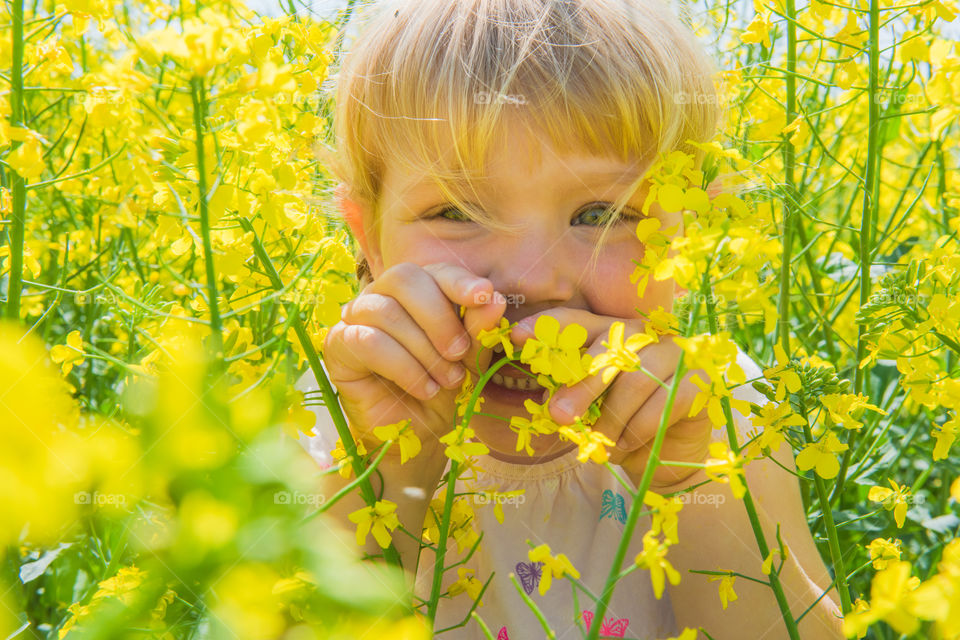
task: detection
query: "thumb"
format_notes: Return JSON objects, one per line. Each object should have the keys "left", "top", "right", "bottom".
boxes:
{"left": 459, "top": 291, "right": 507, "bottom": 375}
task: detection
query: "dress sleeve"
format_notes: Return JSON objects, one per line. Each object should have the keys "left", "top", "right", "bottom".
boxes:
{"left": 293, "top": 364, "right": 341, "bottom": 471}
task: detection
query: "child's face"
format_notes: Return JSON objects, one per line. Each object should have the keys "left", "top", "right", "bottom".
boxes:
{"left": 359, "top": 117, "right": 681, "bottom": 462}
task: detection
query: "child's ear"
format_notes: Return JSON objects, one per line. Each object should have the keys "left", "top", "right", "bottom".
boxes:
{"left": 334, "top": 183, "right": 383, "bottom": 276}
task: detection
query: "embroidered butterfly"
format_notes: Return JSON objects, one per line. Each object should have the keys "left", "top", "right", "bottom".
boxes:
{"left": 515, "top": 561, "right": 544, "bottom": 595}
{"left": 582, "top": 609, "right": 630, "bottom": 637}
{"left": 497, "top": 627, "right": 509, "bottom": 640}
{"left": 599, "top": 489, "right": 627, "bottom": 524}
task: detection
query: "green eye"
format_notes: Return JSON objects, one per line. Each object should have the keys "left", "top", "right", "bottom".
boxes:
{"left": 572, "top": 205, "right": 616, "bottom": 226}
{"left": 432, "top": 207, "right": 472, "bottom": 222}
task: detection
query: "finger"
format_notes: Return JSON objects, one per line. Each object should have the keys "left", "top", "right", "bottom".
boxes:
{"left": 586, "top": 340, "right": 680, "bottom": 442}
{"left": 547, "top": 328, "right": 678, "bottom": 427}
{"left": 461, "top": 294, "right": 508, "bottom": 376}
{"left": 543, "top": 332, "right": 626, "bottom": 425}
{"left": 613, "top": 370, "right": 704, "bottom": 451}
{"left": 509, "top": 306, "right": 619, "bottom": 348}
{"left": 365, "top": 262, "right": 491, "bottom": 361}
{"left": 324, "top": 322, "right": 442, "bottom": 402}
{"left": 339, "top": 293, "right": 467, "bottom": 390}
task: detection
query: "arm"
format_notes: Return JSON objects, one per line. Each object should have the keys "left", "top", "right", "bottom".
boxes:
{"left": 659, "top": 380, "right": 844, "bottom": 639}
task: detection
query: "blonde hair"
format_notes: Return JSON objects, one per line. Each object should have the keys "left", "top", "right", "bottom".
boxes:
{"left": 323, "top": 0, "right": 723, "bottom": 284}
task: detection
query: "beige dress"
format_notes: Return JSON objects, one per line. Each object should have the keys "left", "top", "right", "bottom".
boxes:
{"left": 295, "top": 366, "right": 681, "bottom": 639}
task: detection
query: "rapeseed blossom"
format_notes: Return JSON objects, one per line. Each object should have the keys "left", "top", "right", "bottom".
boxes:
{"left": 528, "top": 543, "right": 581, "bottom": 595}
{"left": 373, "top": 419, "right": 422, "bottom": 464}
{"left": 348, "top": 500, "right": 400, "bottom": 549}
{"left": 868, "top": 480, "right": 913, "bottom": 529}
{"left": 634, "top": 530, "right": 680, "bottom": 599}
{"left": 519, "top": 315, "right": 592, "bottom": 385}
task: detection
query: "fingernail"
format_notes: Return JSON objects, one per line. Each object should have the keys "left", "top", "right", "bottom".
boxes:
{"left": 554, "top": 398, "right": 576, "bottom": 421}
{"left": 446, "top": 365, "right": 466, "bottom": 387}
{"left": 616, "top": 436, "right": 631, "bottom": 451}
{"left": 448, "top": 335, "right": 470, "bottom": 358}
{"left": 425, "top": 380, "right": 440, "bottom": 398}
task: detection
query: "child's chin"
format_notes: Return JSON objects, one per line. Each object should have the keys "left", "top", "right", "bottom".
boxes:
{"left": 468, "top": 415, "right": 571, "bottom": 463}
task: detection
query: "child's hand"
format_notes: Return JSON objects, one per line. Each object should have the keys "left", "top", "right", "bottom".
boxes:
{"left": 511, "top": 308, "right": 716, "bottom": 490}
{"left": 323, "top": 262, "right": 505, "bottom": 469}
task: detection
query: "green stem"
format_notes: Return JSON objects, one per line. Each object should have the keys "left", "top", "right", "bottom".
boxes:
{"left": 237, "top": 216, "right": 401, "bottom": 567}
{"left": 427, "top": 356, "right": 511, "bottom": 627}
{"left": 704, "top": 278, "right": 802, "bottom": 640}
{"left": 799, "top": 404, "right": 852, "bottom": 614}
{"left": 189, "top": 76, "right": 223, "bottom": 361}
{"left": 776, "top": 0, "right": 798, "bottom": 356}
{"left": 854, "top": 0, "right": 881, "bottom": 398}
{"left": 585, "top": 302, "right": 700, "bottom": 640}
{"left": 4, "top": 0, "right": 25, "bottom": 321}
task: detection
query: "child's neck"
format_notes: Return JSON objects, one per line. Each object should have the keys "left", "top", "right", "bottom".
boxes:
{"left": 484, "top": 443, "right": 577, "bottom": 465}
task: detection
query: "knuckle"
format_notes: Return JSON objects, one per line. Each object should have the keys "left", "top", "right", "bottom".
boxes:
{"left": 387, "top": 261, "right": 422, "bottom": 283}
{"left": 344, "top": 324, "right": 381, "bottom": 352}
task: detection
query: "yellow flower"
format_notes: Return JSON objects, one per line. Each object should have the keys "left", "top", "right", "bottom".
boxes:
{"left": 746, "top": 401, "right": 805, "bottom": 457}
{"left": 373, "top": 419, "right": 421, "bottom": 464}
{"left": 509, "top": 398, "right": 561, "bottom": 455}
{"left": 92, "top": 566, "right": 147, "bottom": 604}
{"left": 761, "top": 545, "right": 789, "bottom": 575}
{"left": 447, "top": 567, "right": 484, "bottom": 605}
{"left": 330, "top": 437, "right": 367, "bottom": 479}
{"left": 703, "top": 442, "right": 747, "bottom": 498}
{"left": 662, "top": 629, "right": 698, "bottom": 640}
{"left": 477, "top": 317, "right": 516, "bottom": 360}
{"left": 50, "top": 330, "right": 86, "bottom": 376}
{"left": 557, "top": 425, "right": 615, "bottom": 464}
{"left": 868, "top": 479, "right": 912, "bottom": 528}
{"left": 455, "top": 369, "right": 484, "bottom": 418}
{"left": 931, "top": 414, "right": 959, "bottom": 461}
{"left": 519, "top": 315, "right": 592, "bottom": 386}
{"left": 348, "top": 499, "right": 400, "bottom": 549}
{"left": 708, "top": 573, "right": 738, "bottom": 610}
{"left": 587, "top": 321, "right": 655, "bottom": 384}
{"left": 795, "top": 432, "right": 848, "bottom": 479}
{"left": 528, "top": 543, "right": 580, "bottom": 595}
{"left": 819, "top": 393, "right": 887, "bottom": 431}
{"left": 634, "top": 529, "right": 680, "bottom": 599}
{"left": 644, "top": 491, "right": 683, "bottom": 545}
{"left": 439, "top": 425, "right": 490, "bottom": 463}
{"left": 423, "top": 488, "right": 478, "bottom": 551}
{"left": 762, "top": 344, "right": 801, "bottom": 402}
{"left": 841, "top": 561, "right": 923, "bottom": 637}
{"left": 741, "top": 12, "right": 772, "bottom": 48}
{"left": 867, "top": 538, "right": 902, "bottom": 570}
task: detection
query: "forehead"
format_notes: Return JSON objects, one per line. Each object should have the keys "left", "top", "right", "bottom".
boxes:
{"left": 381, "top": 117, "right": 650, "bottom": 205}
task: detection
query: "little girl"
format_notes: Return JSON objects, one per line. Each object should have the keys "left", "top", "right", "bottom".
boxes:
{"left": 297, "top": 0, "right": 844, "bottom": 637}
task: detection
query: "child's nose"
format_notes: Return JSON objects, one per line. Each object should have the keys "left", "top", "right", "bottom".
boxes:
{"left": 484, "top": 233, "right": 578, "bottom": 306}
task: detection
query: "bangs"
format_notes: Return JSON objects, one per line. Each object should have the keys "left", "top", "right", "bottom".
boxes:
{"left": 330, "top": 0, "right": 722, "bottom": 223}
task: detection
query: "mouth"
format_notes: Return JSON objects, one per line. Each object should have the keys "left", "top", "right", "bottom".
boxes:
{"left": 482, "top": 342, "right": 546, "bottom": 401}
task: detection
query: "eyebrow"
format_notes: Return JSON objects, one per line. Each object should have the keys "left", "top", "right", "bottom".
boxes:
{"left": 401, "top": 168, "right": 644, "bottom": 200}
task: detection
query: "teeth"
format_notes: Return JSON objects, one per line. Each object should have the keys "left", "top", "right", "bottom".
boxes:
{"left": 491, "top": 371, "right": 542, "bottom": 391}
